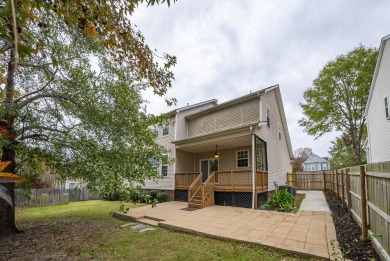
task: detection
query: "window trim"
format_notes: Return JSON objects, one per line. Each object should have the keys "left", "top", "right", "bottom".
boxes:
{"left": 236, "top": 149, "right": 249, "bottom": 168}
{"left": 162, "top": 124, "right": 169, "bottom": 137}
{"left": 266, "top": 105, "right": 270, "bottom": 128}
{"left": 161, "top": 154, "right": 169, "bottom": 177}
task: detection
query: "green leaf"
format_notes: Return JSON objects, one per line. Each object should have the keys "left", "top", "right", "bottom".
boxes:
{"left": 18, "top": 44, "right": 35, "bottom": 59}
{"left": 0, "top": 184, "right": 12, "bottom": 206}
{"left": 0, "top": 0, "right": 12, "bottom": 17}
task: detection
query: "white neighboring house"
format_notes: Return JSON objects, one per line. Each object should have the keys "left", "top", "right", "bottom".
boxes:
{"left": 365, "top": 34, "right": 390, "bottom": 163}
{"left": 302, "top": 153, "right": 330, "bottom": 171}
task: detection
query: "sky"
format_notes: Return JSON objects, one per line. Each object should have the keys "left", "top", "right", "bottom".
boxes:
{"left": 132, "top": 0, "right": 390, "bottom": 157}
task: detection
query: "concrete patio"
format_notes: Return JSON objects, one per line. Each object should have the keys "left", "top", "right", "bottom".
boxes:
{"left": 124, "top": 191, "right": 341, "bottom": 260}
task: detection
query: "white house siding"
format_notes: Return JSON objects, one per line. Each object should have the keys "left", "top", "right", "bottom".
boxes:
{"left": 175, "top": 103, "right": 216, "bottom": 140}
{"left": 367, "top": 39, "right": 390, "bottom": 163}
{"left": 194, "top": 146, "right": 252, "bottom": 173}
{"left": 175, "top": 149, "right": 195, "bottom": 173}
{"left": 143, "top": 115, "right": 175, "bottom": 190}
{"left": 255, "top": 90, "right": 292, "bottom": 190}
{"left": 188, "top": 98, "right": 259, "bottom": 138}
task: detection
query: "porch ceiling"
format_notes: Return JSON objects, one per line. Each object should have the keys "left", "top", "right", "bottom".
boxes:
{"left": 174, "top": 128, "right": 252, "bottom": 153}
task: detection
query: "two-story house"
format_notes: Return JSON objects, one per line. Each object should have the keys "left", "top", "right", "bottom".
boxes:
{"left": 144, "top": 85, "right": 293, "bottom": 209}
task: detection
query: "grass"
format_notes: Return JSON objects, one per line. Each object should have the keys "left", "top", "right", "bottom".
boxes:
{"left": 17, "top": 200, "right": 144, "bottom": 221}
{"left": 14, "top": 200, "right": 319, "bottom": 261}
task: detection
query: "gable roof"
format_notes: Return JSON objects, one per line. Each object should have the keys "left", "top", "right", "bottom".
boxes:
{"left": 165, "top": 99, "right": 218, "bottom": 117}
{"left": 365, "top": 34, "right": 390, "bottom": 115}
{"left": 185, "top": 85, "right": 279, "bottom": 120}
{"left": 183, "top": 84, "right": 294, "bottom": 160}
{"left": 302, "top": 153, "right": 329, "bottom": 165}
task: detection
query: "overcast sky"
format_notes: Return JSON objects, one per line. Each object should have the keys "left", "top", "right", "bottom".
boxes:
{"left": 132, "top": 0, "right": 390, "bottom": 157}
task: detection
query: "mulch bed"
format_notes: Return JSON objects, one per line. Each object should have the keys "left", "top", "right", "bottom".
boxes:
{"left": 324, "top": 191, "right": 381, "bottom": 261}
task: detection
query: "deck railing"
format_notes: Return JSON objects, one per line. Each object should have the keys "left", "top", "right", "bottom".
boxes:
{"left": 214, "top": 170, "right": 268, "bottom": 192}
{"left": 188, "top": 172, "right": 202, "bottom": 202}
{"left": 174, "top": 172, "right": 201, "bottom": 190}
{"left": 202, "top": 171, "right": 215, "bottom": 207}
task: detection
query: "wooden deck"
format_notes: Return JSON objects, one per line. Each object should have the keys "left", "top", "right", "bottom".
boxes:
{"left": 175, "top": 170, "right": 268, "bottom": 193}
{"left": 175, "top": 170, "right": 268, "bottom": 208}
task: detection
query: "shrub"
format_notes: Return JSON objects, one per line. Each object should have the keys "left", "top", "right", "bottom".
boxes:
{"left": 261, "top": 188, "right": 296, "bottom": 212}
{"left": 103, "top": 191, "right": 120, "bottom": 201}
{"left": 148, "top": 190, "right": 158, "bottom": 201}
{"left": 156, "top": 192, "right": 169, "bottom": 203}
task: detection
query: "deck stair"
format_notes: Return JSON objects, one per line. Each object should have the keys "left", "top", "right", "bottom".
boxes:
{"left": 188, "top": 172, "right": 216, "bottom": 209}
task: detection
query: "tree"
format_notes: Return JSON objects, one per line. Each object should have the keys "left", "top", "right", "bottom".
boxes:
{"left": 299, "top": 45, "right": 377, "bottom": 166}
{"left": 328, "top": 133, "right": 366, "bottom": 169}
{"left": 292, "top": 147, "right": 312, "bottom": 172}
{"left": 0, "top": 0, "right": 176, "bottom": 236}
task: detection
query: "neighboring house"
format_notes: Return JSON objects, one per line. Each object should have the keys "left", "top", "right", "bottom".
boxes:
{"left": 364, "top": 34, "right": 390, "bottom": 163}
{"left": 302, "top": 153, "right": 330, "bottom": 171}
{"left": 143, "top": 85, "right": 293, "bottom": 209}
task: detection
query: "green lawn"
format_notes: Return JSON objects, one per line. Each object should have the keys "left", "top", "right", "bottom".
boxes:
{"left": 12, "top": 200, "right": 319, "bottom": 261}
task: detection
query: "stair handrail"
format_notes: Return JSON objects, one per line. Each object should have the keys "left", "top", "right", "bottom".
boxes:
{"left": 188, "top": 172, "right": 202, "bottom": 203}
{"left": 202, "top": 171, "right": 215, "bottom": 207}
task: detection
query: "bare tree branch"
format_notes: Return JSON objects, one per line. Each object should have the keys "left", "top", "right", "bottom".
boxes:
{"left": 15, "top": 68, "right": 59, "bottom": 103}
{"left": 19, "top": 92, "right": 77, "bottom": 108}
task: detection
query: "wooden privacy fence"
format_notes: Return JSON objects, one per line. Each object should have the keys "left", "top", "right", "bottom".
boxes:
{"left": 287, "top": 171, "right": 331, "bottom": 190}
{"left": 15, "top": 187, "right": 101, "bottom": 207}
{"left": 328, "top": 162, "right": 390, "bottom": 261}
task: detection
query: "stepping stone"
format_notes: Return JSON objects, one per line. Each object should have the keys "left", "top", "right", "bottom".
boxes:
{"left": 131, "top": 224, "right": 146, "bottom": 230}
{"left": 120, "top": 222, "right": 137, "bottom": 228}
{"left": 139, "top": 228, "right": 157, "bottom": 233}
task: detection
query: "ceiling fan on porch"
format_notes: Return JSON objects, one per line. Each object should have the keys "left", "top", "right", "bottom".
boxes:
{"left": 214, "top": 145, "right": 221, "bottom": 158}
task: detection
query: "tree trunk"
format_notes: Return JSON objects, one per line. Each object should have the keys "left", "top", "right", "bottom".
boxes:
{"left": 0, "top": 20, "right": 18, "bottom": 236}
{"left": 0, "top": 145, "right": 18, "bottom": 236}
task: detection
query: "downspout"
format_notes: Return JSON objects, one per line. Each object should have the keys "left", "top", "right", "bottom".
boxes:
{"left": 251, "top": 126, "right": 256, "bottom": 209}
{"left": 174, "top": 113, "right": 178, "bottom": 175}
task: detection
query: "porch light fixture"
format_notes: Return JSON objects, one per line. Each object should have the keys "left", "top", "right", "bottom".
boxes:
{"left": 214, "top": 145, "right": 220, "bottom": 158}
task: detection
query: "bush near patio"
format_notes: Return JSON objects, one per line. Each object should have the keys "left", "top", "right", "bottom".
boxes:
{"left": 261, "top": 188, "right": 297, "bottom": 212}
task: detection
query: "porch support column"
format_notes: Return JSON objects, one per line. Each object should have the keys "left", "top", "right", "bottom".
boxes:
{"left": 252, "top": 132, "right": 256, "bottom": 209}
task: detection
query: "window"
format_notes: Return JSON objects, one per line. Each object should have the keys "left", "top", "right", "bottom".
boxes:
{"left": 162, "top": 124, "right": 169, "bottom": 136}
{"left": 278, "top": 123, "right": 281, "bottom": 140}
{"left": 149, "top": 158, "right": 158, "bottom": 170}
{"left": 236, "top": 150, "right": 249, "bottom": 167}
{"left": 256, "top": 137, "right": 268, "bottom": 171}
{"left": 385, "top": 96, "right": 389, "bottom": 119}
{"left": 266, "top": 105, "right": 270, "bottom": 128}
{"left": 150, "top": 125, "right": 158, "bottom": 137}
{"left": 68, "top": 182, "right": 80, "bottom": 190}
{"left": 322, "top": 163, "right": 328, "bottom": 170}
{"left": 161, "top": 154, "right": 168, "bottom": 177}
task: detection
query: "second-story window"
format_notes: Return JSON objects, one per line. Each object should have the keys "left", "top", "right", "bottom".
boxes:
{"left": 162, "top": 124, "right": 169, "bottom": 136}
{"left": 151, "top": 125, "right": 158, "bottom": 137}
{"left": 266, "top": 105, "right": 270, "bottom": 128}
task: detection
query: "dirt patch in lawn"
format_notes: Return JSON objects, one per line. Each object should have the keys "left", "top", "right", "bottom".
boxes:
{"left": 0, "top": 218, "right": 115, "bottom": 261}
{"left": 324, "top": 191, "right": 380, "bottom": 261}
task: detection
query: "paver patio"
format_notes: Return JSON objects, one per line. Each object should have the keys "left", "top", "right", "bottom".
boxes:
{"left": 124, "top": 201, "right": 341, "bottom": 260}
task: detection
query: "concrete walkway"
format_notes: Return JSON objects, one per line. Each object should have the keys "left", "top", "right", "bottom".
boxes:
{"left": 124, "top": 199, "right": 340, "bottom": 260}
{"left": 298, "top": 190, "right": 331, "bottom": 212}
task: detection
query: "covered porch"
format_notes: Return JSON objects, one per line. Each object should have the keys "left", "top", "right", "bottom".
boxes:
{"left": 173, "top": 125, "right": 269, "bottom": 209}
